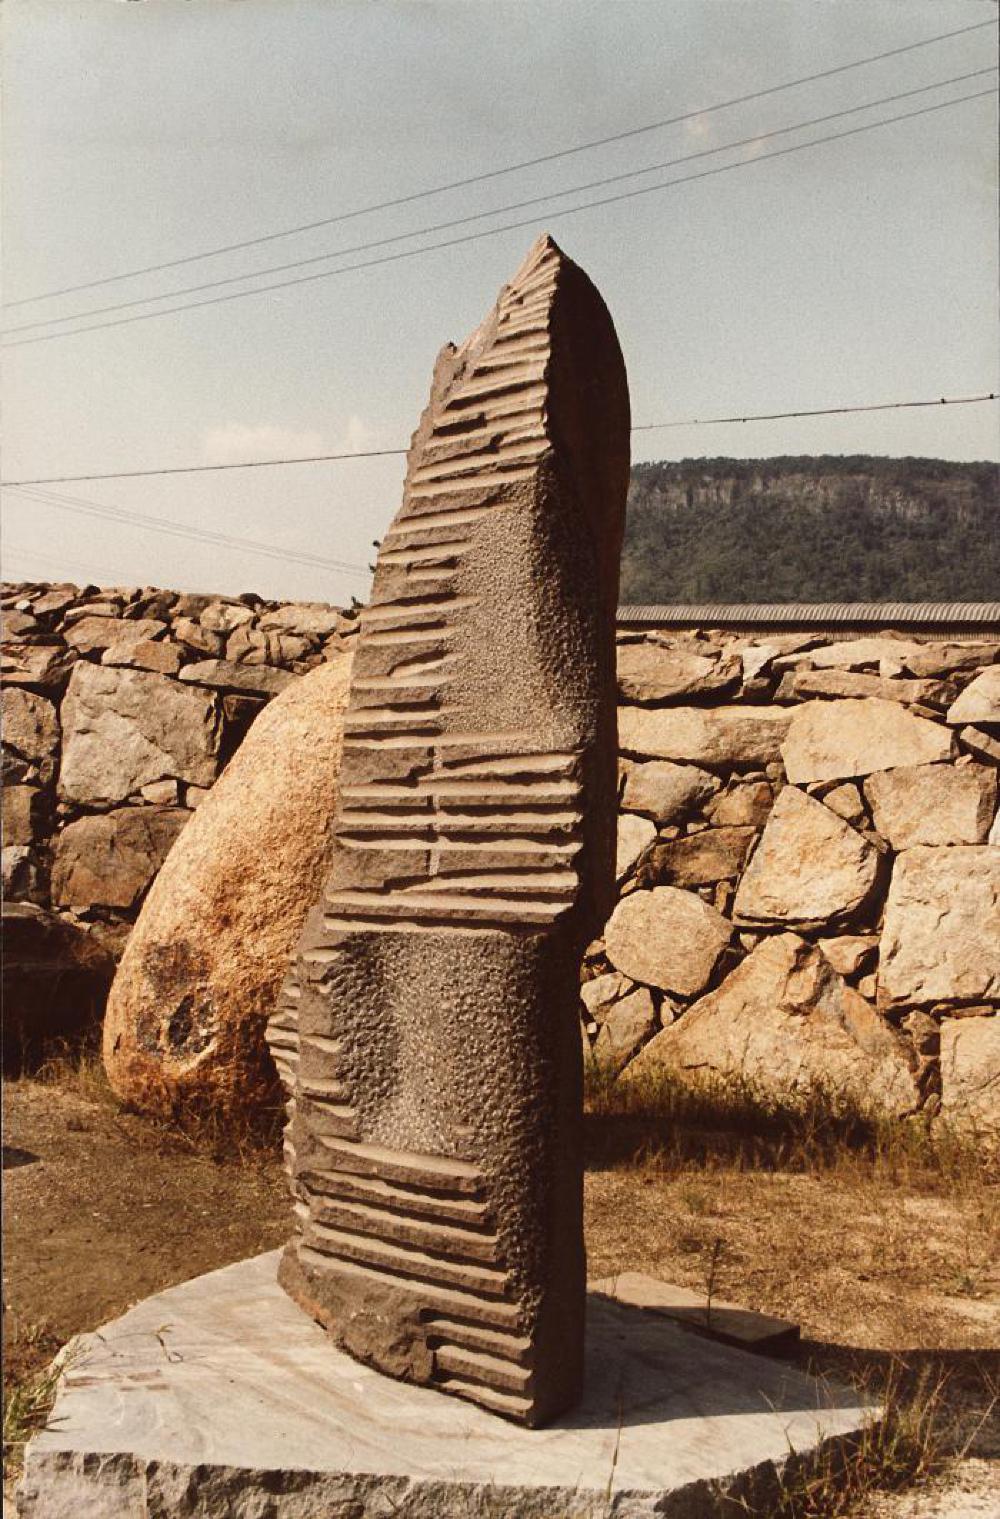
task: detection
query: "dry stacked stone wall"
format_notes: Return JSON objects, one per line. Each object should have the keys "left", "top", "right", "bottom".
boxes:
{"left": 596, "top": 623, "right": 999, "bottom": 1139}
{"left": 1, "top": 580, "right": 358, "bottom": 955}
{"left": 3, "top": 581, "right": 998, "bottom": 1135}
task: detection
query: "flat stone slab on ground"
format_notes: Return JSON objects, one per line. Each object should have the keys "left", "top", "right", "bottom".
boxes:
{"left": 19, "top": 1251, "right": 875, "bottom": 1518}
{"left": 592, "top": 1271, "right": 800, "bottom": 1355}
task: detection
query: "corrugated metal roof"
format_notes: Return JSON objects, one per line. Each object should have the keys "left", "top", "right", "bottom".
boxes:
{"left": 617, "top": 602, "right": 1000, "bottom": 630}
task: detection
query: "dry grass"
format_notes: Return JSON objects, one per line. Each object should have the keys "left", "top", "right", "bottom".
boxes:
{"left": 2, "top": 1325, "right": 70, "bottom": 1479}
{"left": 23, "top": 1038, "right": 286, "bottom": 1162}
{"left": 731, "top": 1359, "right": 996, "bottom": 1519}
{"left": 583, "top": 1053, "right": 994, "bottom": 1190}
{"left": 583, "top": 1056, "right": 999, "bottom": 1516}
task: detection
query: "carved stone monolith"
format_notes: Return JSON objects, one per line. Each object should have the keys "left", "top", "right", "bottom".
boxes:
{"left": 266, "top": 234, "right": 629, "bottom": 1426}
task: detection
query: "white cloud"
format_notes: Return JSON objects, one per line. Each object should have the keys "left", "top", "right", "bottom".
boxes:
{"left": 333, "top": 414, "right": 393, "bottom": 454}
{"left": 201, "top": 415, "right": 394, "bottom": 464}
{"left": 201, "top": 423, "right": 326, "bottom": 464}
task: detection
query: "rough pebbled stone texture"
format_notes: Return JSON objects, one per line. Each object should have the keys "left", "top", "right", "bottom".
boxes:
{"left": 266, "top": 236, "right": 630, "bottom": 1427}
{"left": 102, "top": 655, "right": 353, "bottom": 1117}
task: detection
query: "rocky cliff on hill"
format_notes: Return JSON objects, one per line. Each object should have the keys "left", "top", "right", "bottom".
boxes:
{"left": 623, "top": 456, "right": 1000, "bottom": 603}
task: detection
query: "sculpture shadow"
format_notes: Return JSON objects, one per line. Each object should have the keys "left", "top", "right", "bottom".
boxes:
{"left": 552, "top": 1294, "right": 867, "bottom": 1434}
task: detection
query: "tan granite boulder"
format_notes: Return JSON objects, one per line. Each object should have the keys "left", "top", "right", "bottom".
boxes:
{"left": 939, "top": 1015, "right": 1000, "bottom": 1140}
{"left": 616, "top": 811, "right": 656, "bottom": 879}
{"left": 624, "top": 933, "right": 918, "bottom": 1117}
{"left": 864, "top": 763, "right": 996, "bottom": 849}
{"left": 604, "top": 886, "right": 732, "bottom": 997}
{"left": 594, "top": 986, "right": 657, "bottom": 1071}
{"left": 1, "top": 641, "right": 74, "bottom": 691}
{"left": 1, "top": 687, "right": 60, "bottom": 784}
{"left": 707, "top": 781, "right": 772, "bottom": 827}
{"left": 903, "top": 644, "right": 996, "bottom": 678}
{"left": 818, "top": 935, "right": 878, "bottom": 978}
{"left": 103, "top": 652, "right": 352, "bottom": 1117}
{"left": 879, "top": 846, "right": 1000, "bottom": 1008}
{"left": 102, "top": 639, "right": 183, "bottom": 676}
{"left": 580, "top": 971, "right": 630, "bottom": 1022}
{"left": 64, "top": 615, "right": 166, "bottom": 654}
{"left": 781, "top": 698, "right": 953, "bottom": 784}
{"left": 775, "top": 668, "right": 945, "bottom": 706}
{"left": 775, "top": 637, "right": 923, "bottom": 671}
{"left": 645, "top": 826, "right": 756, "bottom": 888}
{"left": 733, "top": 786, "right": 879, "bottom": 928}
{"left": 177, "top": 658, "right": 293, "bottom": 697}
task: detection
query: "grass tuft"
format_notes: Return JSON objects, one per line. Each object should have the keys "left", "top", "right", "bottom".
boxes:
{"left": 2, "top": 1331, "right": 77, "bottom": 1480}
{"left": 731, "top": 1357, "right": 995, "bottom": 1519}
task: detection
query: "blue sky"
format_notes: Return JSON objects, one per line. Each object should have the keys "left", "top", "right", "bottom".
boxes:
{"left": 2, "top": 0, "right": 997, "bottom": 603}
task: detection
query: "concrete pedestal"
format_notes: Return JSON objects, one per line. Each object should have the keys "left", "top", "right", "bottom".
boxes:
{"left": 19, "top": 1251, "right": 875, "bottom": 1518}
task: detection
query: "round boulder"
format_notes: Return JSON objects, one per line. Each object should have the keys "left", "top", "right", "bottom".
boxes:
{"left": 103, "top": 653, "right": 352, "bottom": 1119}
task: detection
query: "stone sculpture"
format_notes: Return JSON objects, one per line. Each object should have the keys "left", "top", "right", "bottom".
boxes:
{"left": 266, "top": 234, "right": 629, "bottom": 1425}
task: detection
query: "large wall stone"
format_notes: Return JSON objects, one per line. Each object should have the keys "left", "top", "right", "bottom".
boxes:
{"left": 59, "top": 663, "right": 222, "bottom": 803}
{"left": 939, "top": 1016, "right": 1000, "bottom": 1140}
{"left": 51, "top": 807, "right": 189, "bottom": 910}
{"left": 605, "top": 886, "right": 732, "bottom": 996}
{"left": 625, "top": 933, "right": 919, "bottom": 1117}
{"left": 781, "top": 698, "right": 954, "bottom": 783}
{"left": 2, "top": 688, "right": 60, "bottom": 784}
{"left": 733, "top": 786, "right": 879, "bottom": 928}
{"left": 618, "top": 705, "right": 791, "bottom": 767}
{"left": 864, "top": 763, "right": 997, "bottom": 849}
{"left": 879, "top": 846, "right": 1000, "bottom": 1008}
{"left": 103, "top": 653, "right": 353, "bottom": 1118}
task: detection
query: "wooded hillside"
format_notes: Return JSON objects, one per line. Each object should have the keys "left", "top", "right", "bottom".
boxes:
{"left": 622, "top": 456, "right": 999, "bottom": 603}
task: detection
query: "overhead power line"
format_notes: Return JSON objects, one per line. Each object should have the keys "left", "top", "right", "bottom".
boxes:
{"left": 4, "top": 86, "right": 994, "bottom": 351}
{"left": 3, "top": 393, "right": 995, "bottom": 486}
{"left": 5, "top": 483, "right": 370, "bottom": 575}
{"left": 5, "top": 15, "right": 995, "bottom": 310}
{"left": 7, "top": 66, "right": 994, "bottom": 339}
{"left": 632, "top": 392, "right": 1000, "bottom": 431}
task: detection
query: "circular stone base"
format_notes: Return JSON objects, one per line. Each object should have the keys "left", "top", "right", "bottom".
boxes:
{"left": 18, "top": 1251, "right": 874, "bottom": 1518}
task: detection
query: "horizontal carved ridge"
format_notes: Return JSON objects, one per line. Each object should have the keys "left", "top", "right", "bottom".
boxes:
{"left": 433, "top": 1342, "right": 533, "bottom": 1396}
{"left": 311, "top": 1136, "right": 485, "bottom": 1193}
{"left": 308, "top": 1196, "right": 500, "bottom": 1265}
{"left": 434, "top": 1374, "right": 532, "bottom": 1419}
{"left": 305, "top": 1223, "right": 509, "bottom": 1297}
{"left": 296, "top": 1248, "right": 523, "bottom": 1331}
{"left": 300, "top": 1168, "right": 493, "bottom": 1227}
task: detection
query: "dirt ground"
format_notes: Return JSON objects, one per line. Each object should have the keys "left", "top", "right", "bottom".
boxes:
{"left": 3, "top": 1073, "right": 999, "bottom": 1516}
